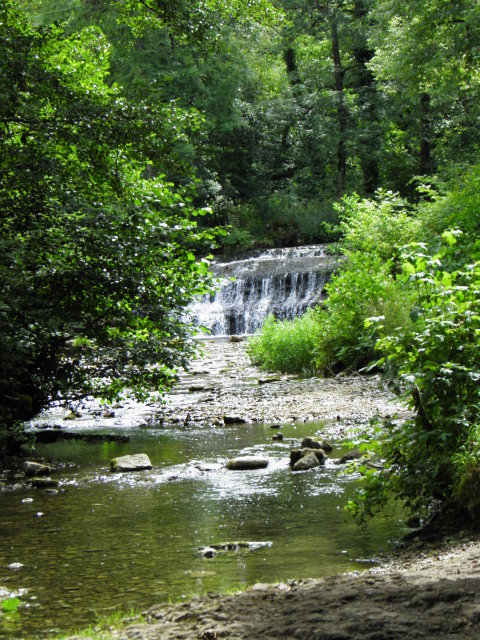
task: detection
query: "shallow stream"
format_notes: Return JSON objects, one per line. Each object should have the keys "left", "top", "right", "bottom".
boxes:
{"left": 0, "top": 420, "right": 407, "bottom": 640}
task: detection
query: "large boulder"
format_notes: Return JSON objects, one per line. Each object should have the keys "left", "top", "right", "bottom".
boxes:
{"left": 290, "top": 448, "right": 326, "bottom": 467}
{"left": 23, "top": 461, "right": 54, "bottom": 477}
{"left": 110, "top": 454, "right": 152, "bottom": 472}
{"left": 292, "top": 451, "right": 320, "bottom": 471}
{"left": 226, "top": 457, "right": 269, "bottom": 470}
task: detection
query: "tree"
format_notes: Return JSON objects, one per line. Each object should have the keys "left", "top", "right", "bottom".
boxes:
{"left": 0, "top": 2, "right": 221, "bottom": 453}
{"left": 369, "top": 0, "right": 480, "bottom": 187}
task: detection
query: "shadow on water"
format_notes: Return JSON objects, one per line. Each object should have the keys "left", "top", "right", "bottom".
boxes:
{"left": 0, "top": 420, "right": 406, "bottom": 639}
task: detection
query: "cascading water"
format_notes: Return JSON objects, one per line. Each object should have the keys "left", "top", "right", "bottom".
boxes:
{"left": 188, "top": 245, "right": 335, "bottom": 336}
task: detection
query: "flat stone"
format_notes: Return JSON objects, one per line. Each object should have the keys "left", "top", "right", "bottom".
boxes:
{"left": 223, "top": 416, "right": 247, "bottom": 425}
{"left": 110, "top": 454, "right": 152, "bottom": 472}
{"left": 226, "top": 457, "right": 269, "bottom": 470}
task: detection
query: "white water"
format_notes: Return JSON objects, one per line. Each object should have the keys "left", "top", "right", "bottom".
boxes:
{"left": 189, "top": 245, "right": 335, "bottom": 335}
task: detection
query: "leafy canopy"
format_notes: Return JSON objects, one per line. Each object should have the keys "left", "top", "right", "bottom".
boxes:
{"left": 0, "top": 1, "right": 223, "bottom": 447}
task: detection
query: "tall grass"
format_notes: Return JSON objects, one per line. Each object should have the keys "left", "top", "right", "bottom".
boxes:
{"left": 247, "top": 310, "right": 321, "bottom": 374}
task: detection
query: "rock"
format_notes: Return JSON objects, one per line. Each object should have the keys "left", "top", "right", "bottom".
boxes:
{"left": 23, "top": 461, "right": 54, "bottom": 477}
{"left": 110, "top": 454, "right": 152, "bottom": 472}
{"left": 269, "top": 424, "right": 282, "bottom": 429}
{"left": 64, "top": 410, "right": 81, "bottom": 420}
{"left": 226, "top": 457, "right": 269, "bottom": 470}
{"left": 313, "top": 436, "right": 334, "bottom": 452}
{"left": 199, "top": 547, "right": 218, "bottom": 558}
{"left": 31, "top": 477, "right": 59, "bottom": 488}
{"left": 229, "top": 335, "right": 243, "bottom": 343}
{"left": 258, "top": 377, "right": 281, "bottom": 385}
{"left": 210, "top": 541, "right": 272, "bottom": 551}
{"left": 292, "top": 451, "right": 320, "bottom": 471}
{"left": 272, "top": 433, "right": 284, "bottom": 441}
{"left": 8, "top": 563, "right": 24, "bottom": 571}
{"left": 301, "top": 437, "right": 329, "bottom": 451}
{"left": 335, "top": 449, "right": 362, "bottom": 465}
{"left": 43, "top": 488, "right": 59, "bottom": 495}
{"left": 223, "top": 416, "right": 247, "bottom": 425}
{"left": 102, "top": 410, "right": 115, "bottom": 418}
{"left": 290, "top": 448, "right": 326, "bottom": 467}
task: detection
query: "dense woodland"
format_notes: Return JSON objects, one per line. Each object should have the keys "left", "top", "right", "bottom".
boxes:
{"left": 1, "top": 0, "right": 480, "bottom": 524}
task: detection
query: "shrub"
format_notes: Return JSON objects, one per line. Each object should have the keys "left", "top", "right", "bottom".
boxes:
{"left": 348, "top": 234, "right": 480, "bottom": 524}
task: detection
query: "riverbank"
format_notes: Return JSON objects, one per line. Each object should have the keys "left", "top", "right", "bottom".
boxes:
{"left": 158, "top": 337, "right": 411, "bottom": 431}
{"left": 81, "top": 534, "right": 478, "bottom": 640}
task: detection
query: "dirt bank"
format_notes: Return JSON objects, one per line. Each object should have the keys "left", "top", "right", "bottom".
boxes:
{"left": 115, "top": 536, "right": 480, "bottom": 640}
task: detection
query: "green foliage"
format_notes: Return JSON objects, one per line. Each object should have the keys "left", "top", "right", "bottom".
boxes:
{"left": 313, "top": 190, "right": 419, "bottom": 373}
{"left": 314, "top": 252, "right": 409, "bottom": 374}
{"left": 49, "top": 609, "right": 144, "bottom": 640}
{"left": 0, "top": 3, "right": 219, "bottom": 447}
{"left": 349, "top": 235, "right": 480, "bottom": 523}
{"left": 248, "top": 311, "right": 322, "bottom": 374}
{"left": 418, "top": 165, "right": 480, "bottom": 260}
{"left": 338, "top": 190, "right": 419, "bottom": 260}
{"left": 1, "top": 597, "right": 20, "bottom": 613}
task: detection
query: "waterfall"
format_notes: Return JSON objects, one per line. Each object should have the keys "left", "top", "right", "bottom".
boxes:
{"left": 188, "top": 245, "right": 335, "bottom": 336}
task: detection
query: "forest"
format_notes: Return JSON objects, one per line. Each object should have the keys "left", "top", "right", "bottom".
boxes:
{"left": 1, "top": 0, "right": 480, "bottom": 530}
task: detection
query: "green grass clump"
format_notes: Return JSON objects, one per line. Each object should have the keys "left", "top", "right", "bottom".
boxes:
{"left": 48, "top": 610, "right": 143, "bottom": 640}
{"left": 247, "top": 310, "right": 321, "bottom": 374}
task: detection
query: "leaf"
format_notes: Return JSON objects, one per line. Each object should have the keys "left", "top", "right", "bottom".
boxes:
{"left": 1, "top": 597, "right": 20, "bottom": 613}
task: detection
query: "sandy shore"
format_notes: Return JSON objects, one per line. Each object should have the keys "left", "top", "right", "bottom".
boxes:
{"left": 114, "top": 536, "right": 480, "bottom": 640}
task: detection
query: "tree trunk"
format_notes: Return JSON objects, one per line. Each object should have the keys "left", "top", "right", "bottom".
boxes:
{"left": 353, "top": 0, "right": 379, "bottom": 195}
{"left": 420, "top": 92, "right": 434, "bottom": 175}
{"left": 330, "top": 13, "right": 347, "bottom": 198}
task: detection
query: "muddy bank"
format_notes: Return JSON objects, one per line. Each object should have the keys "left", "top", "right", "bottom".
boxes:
{"left": 114, "top": 536, "right": 480, "bottom": 640}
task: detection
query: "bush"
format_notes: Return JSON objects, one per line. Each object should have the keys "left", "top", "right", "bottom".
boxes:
{"left": 247, "top": 310, "right": 322, "bottom": 374}
{"left": 348, "top": 234, "right": 480, "bottom": 524}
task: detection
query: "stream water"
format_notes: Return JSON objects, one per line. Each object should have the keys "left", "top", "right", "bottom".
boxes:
{"left": 0, "top": 416, "right": 406, "bottom": 640}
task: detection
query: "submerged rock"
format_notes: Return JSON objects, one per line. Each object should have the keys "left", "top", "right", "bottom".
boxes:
{"left": 199, "top": 547, "right": 218, "bottom": 558}
{"left": 226, "top": 457, "right": 269, "bottom": 470}
{"left": 110, "top": 454, "right": 152, "bottom": 472}
{"left": 335, "top": 449, "right": 362, "bottom": 465}
{"left": 31, "top": 477, "right": 59, "bottom": 488}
